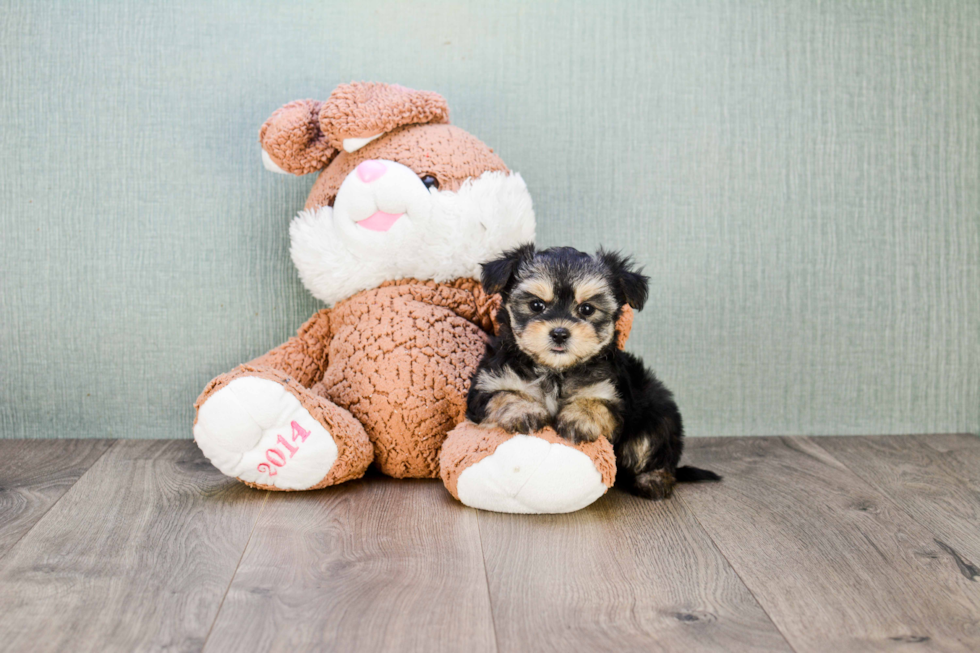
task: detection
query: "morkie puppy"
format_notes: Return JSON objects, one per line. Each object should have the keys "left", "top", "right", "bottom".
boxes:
{"left": 466, "top": 244, "right": 720, "bottom": 500}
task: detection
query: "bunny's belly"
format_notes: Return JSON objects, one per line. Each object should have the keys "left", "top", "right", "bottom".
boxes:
{"left": 315, "top": 291, "right": 490, "bottom": 478}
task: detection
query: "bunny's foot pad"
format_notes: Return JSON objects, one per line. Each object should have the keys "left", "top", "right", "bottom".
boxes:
{"left": 440, "top": 423, "right": 616, "bottom": 514}
{"left": 194, "top": 366, "right": 372, "bottom": 490}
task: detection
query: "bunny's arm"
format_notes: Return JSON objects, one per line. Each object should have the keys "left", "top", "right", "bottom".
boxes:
{"left": 248, "top": 308, "right": 333, "bottom": 388}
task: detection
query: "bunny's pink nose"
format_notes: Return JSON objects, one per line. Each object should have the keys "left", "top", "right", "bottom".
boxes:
{"left": 356, "top": 160, "right": 387, "bottom": 183}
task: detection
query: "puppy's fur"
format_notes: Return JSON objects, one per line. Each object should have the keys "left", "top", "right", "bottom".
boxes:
{"left": 467, "top": 244, "right": 720, "bottom": 500}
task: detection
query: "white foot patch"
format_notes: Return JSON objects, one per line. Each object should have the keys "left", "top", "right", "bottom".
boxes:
{"left": 193, "top": 377, "right": 338, "bottom": 490}
{"left": 455, "top": 435, "right": 607, "bottom": 514}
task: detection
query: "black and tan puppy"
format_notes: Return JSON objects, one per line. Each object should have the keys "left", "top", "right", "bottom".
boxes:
{"left": 466, "top": 244, "right": 720, "bottom": 500}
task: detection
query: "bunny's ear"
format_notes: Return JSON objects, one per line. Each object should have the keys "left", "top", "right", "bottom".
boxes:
{"left": 259, "top": 100, "right": 338, "bottom": 176}
{"left": 614, "top": 304, "right": 634, "bottom": 350}
{"left": 258, "top": 83, "right": 450, "bottom": 175}
{"left": 320, "top": 82, "right": 450, "bottom": 153}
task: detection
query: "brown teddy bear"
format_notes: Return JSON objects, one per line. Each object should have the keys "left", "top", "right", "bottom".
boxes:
{"left": 193, "top": 82, "right": 623, "bottom": 513}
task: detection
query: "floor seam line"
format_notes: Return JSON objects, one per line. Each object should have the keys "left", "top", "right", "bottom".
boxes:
{"left": 476, "top": 512, "right": 503, "bottom": 653}
{"left": 0, "top": 439, "right": 118, "bottom": 564}
{"left": 200, "top": 490, "right": 270, "bottom": 652}
{"left": 677, "top": 487, "right": 803, "bottom": 653}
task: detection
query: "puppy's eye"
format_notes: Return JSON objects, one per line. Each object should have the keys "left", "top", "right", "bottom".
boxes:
{"left": 529, "top": 299, "right": 546, "bottom": 313}
{"left": 420, "top": 175, "right": 440, "bottom": 190}
{"left": 579, "top": 303, "right": 596, "bottom": 317}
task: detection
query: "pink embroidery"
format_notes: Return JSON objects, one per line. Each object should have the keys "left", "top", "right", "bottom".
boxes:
{"left": 266, "top": 449, "right": 286, "bottom": 467}
{"left": 257, "top": 463, "right": 277, "bottom": 476}
{"left": 277, "top": 433, "right": 298, "bottom": 457}
{"left": 256, "top": 421, "right": 314, "bottom": 477}
{"left": 292, "top": 421, "right": 311, "bottom": 443}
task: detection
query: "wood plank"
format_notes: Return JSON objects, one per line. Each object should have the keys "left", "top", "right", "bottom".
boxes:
{"left": 478, "top": 487, "right": 793, "bottom": 653}
{"left": 0, "top": 440, "right": 267, "bottom": 653}
{"left": 680, "top": 436, "right": 980, "bottom": 653}
{"left": 819, "top": 434, "right": 980, "bottom": 572}
{"left": 203, "top": 476, "right": 497, "bottom": 653}
{"left": 0, "top": 439, "right": 113, "bottom": 559}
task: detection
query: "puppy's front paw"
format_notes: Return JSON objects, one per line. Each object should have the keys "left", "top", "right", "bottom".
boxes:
{"left": 556, "top": 400, "right": 618, "bottom": 444}
{"left": 555, "top": 414, "right": 600, "bottom": 444}
{"left": 486, "top": 393, "right": 552, "bottom": 434}
{"left": 502, "top": 410, "right": 551, "bottom": 435}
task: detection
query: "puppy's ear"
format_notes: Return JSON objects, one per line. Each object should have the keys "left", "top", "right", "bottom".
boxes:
{"left": 481, "top": 243, "right": 536, "bottom": 296}
{"left": 598, "top": 249, "right": 649, "bottom": 311}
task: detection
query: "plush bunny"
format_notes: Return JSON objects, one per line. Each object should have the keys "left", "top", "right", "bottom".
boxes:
{"left": 193, "top": 82, "right": 619, "bottom": 513}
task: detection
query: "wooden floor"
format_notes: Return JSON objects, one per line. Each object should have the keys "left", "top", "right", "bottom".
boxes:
{"left": 0, "top": 436, "right": 978, "bottom": 652}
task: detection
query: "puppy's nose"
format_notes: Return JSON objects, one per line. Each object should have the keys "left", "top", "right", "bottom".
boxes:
{"left": 356, "top": 160, "right": 387, "bottom": 183}
{"left": 550, "top": 327, "right": 571, "bottom": 344}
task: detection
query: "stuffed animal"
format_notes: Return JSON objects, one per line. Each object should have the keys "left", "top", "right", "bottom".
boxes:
{"left": 439, "top": 309, "right": 634, "bottom": 514}
{"left": 193, "top": 82, "right": 621, "bottom": 513}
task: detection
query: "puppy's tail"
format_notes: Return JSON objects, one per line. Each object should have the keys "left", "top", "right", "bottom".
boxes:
{"left": 675, "top": 465, "right": 722, "bottom": 483}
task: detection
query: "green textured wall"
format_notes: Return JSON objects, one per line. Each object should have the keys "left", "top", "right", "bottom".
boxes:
{"left": 2, "top": 1, "right": 978, "bottom": 438}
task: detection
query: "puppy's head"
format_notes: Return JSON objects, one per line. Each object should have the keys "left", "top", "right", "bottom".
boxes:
{"left": 482, "top": 245, "right": 649, "bottom": 369}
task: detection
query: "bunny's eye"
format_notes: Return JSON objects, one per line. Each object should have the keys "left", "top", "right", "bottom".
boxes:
{"left": 421, "top": 175, "right": 440, "bottom": 190}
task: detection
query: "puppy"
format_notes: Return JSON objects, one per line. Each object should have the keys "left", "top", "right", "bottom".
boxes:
{"left": 466, "top": 244, "right": 720, "bottom": 500}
